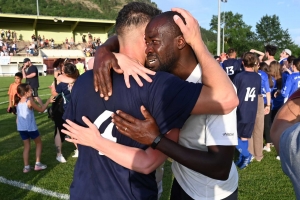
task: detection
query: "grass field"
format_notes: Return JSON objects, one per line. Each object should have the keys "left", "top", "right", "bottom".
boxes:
{"left": 0, "top": 75, "right": 296, "bottom": 200}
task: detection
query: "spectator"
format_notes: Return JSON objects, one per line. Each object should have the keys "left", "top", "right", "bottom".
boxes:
{"left": 76, "top": 58, "right": 85, "bottom": 75}
{"left": 50, "top": 38, "right": 54, "bottom": 49}
{"left": 43, "top": 63, "right": 47, "bottom": 76}
{"left": 21, "top": 58, "right": 44, "bottom": 107}
{"left": 12, "top": 42, "right": 17, "bottom": 55}
{"left": 13, "top": 31, "right": 17, "bottom": 43}
{"left": 7, "top": 30, "right": 11, "bottom": 40}
{"left": 69, "top": 37, "right": 74, "bottom": 47}
{"left": 279, "top": 49, "right": 292, "bottom": 66}
{"left": 14, "top": 83, "right": 54, "bottom": 173}
{"left": 82, "top": 35, "right": 86, "bottom": 43}
{"left": 1, "top": 29, "right": 4, "bottom": 39}
{"left": 7, "top": 72, "right": 23, "bottom": 113}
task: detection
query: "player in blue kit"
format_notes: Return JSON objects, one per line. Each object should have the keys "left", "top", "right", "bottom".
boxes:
{"left": 281, "top": 58, "right": 300, "bottom": 102}
{"left": 233, "top": 52, "right": 261, "bottom": 169}
{"left": 62, "top": 3, "right": 238, "bottom": 200}
{"left": 222, "top": 48, "right": 243, "bottom": 81}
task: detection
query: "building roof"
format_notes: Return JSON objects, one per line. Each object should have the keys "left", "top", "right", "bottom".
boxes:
{"left": 0, "top": 13, "right": 115, "bottom": 31}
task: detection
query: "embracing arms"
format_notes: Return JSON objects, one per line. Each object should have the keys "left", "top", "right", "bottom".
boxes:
{"left": 62, "top": 107, "right": 179, "bottom": 174}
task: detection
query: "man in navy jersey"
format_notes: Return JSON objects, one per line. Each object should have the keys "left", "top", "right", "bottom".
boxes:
{"left": 222, "top": 48, "right": 243, "bottom": 81}
{"left": 62, "top": 3, "right": 238, "bottom": 200}
{"left": 233, "top": 52, "right": 261, "bottom": 169}
{"left": 69, "top": 9, "right": 238, "bottom": 200}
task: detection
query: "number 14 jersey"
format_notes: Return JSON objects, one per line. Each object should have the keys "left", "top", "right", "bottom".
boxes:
{"left": 233, "top": 71, "right": 261, "bottom": 124}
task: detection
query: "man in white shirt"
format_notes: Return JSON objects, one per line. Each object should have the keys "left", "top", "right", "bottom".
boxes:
{"left": 112, "top": 11, "right": 238, "bottom": 200}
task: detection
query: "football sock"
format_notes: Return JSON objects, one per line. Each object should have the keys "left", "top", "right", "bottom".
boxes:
{"left": 236, "top": 137, "right": 250, "bottom": 157}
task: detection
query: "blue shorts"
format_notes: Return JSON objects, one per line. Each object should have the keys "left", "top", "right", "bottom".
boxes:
{"left": 237, "top": 122, "right": 255, "bottom": 138}
{"left": 19, "top": 130, "right": 40, "bottom": 140}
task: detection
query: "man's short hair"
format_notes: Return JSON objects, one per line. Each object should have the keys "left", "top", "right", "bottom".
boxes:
{"left": 77, "top": 58, "right": 81, "bottom": 62}
{"left": 115, "top": 2, "right": 161, "bottom": 36}
{"left": 293, "top": 58, "right": 300, "bottom": 71}
{"left": 287, "top": 55, "right": 296, "bottom": 64}
{"left": 152, "top": 11, "right": 186, "bottom": 38}
{"left": 242, "top": 52, "right": 258, "bottom": 68}
{"left": 265, "top": 45, "right": 277, "bottom": 56}
{"left": 227, "top": 48, "right": 236, "bottom": 56}
{"left": 23, "top": 58, "right": 30, "bottom": 63}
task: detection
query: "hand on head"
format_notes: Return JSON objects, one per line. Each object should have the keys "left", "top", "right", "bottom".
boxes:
{"left": 171, "top": 8, "right": 202, "bottom": 47}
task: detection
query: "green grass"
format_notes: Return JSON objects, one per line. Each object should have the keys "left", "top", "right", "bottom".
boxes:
{"left": 0, "top": 76, "right": 296, "bottom": 199}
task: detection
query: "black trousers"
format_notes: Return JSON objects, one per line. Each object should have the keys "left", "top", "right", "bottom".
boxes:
{"left": 170, "top": 178, "right": 238, "bottom": 200}
{"left": 263, "top": 106, "right": 272, "bottom": 144}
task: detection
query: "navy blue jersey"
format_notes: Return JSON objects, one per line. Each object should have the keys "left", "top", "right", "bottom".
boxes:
{"left": 281, "top": 72, "right": 300, "bottom": 98}
{"left": 271, "top": 77, "right": 284, "bottom": 110}
{"left": 222, "top": 58, "right": 243, "bottom": 81}
{"left": 63, "top": 70, "right": 202, "bottom": 200}
{"left": 56, "top": 82, "right": 71, "bottom": 110}
{"left": 233, "top": 71, "right": 261, "bottom": 124}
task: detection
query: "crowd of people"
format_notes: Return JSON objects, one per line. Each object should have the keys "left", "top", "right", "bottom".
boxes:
{"left": 82, "top": 32, "right": 102, "bottom": 57}
{"left": 0, "top": 29, "right": 98, "bottom": 57}
{"left": 4, "top": 2, "right": 300, "bottom": 200}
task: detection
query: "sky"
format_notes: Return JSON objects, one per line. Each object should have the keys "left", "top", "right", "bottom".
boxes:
{"left": 154, "top": 0, "right": 300, "bottom": 46}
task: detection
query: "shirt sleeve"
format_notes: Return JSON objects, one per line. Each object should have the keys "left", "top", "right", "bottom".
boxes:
{"left": 147, "top": 72, "right": 202, "bottom": 135}
{"left": 282, "top": 76, "right": 292, "bottom": 98}
{"left": 264, "top": 74, "right": 271, "bottom": 93}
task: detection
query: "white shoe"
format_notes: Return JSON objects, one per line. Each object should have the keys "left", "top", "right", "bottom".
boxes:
{"left": 56, "top": 155, "right": 67, "bottom": 163}
{"left": 276, "top": 156, "right": 280, "bottom": 160}
{"left": 72, "top": 149, "right": 79, "bottom": 158}
{"left": 263, "top": 146, "right": 271, "bottom": 152}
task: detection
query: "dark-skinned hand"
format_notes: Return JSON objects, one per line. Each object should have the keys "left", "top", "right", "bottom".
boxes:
{"left": 93, "top": 46, "right": 121, "bottom": 100}
{"left": 111, "top": 105, "right": 160, "bottom": 146}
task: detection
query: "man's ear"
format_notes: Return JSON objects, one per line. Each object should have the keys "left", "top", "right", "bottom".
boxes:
{"left": 176, "top": 35, "right": 186, "bottom": 50}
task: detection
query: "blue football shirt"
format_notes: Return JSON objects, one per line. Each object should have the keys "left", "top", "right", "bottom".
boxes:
{"left": 258, "top": 70, "right": 271, "bottom": 104}
{"left": 281, "top": 72, "right": 300, "bottom": 98}
{"left": 63, "top": 70, "right": 202, "bottom": 200}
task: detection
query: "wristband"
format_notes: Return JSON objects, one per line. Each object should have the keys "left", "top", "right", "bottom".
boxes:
{"left": 151, "top": 134, "right": 164, "bottom": 149}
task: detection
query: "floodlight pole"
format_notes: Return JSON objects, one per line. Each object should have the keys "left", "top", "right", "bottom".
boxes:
{"left": 36, "top": 0, "right": 39, "bottom": 16}
{"left": 222, "top": 12, "right": 225, "bottom": 53}
{"left": 217, "top": 0, "right": 227, "bottom": 56}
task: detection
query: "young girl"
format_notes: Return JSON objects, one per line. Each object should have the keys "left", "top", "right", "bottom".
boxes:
{"left": 15, "top": 83, "right": 54, "bottom": 173}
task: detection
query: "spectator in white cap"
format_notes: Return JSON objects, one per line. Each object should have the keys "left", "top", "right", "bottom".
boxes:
{"left": 279, "top": 49, "right": 292, "bottom": 66}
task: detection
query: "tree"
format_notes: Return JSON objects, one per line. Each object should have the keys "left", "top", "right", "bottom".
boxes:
{"left": 256, "top": 15, "right": 293, "bottom": 49}
{"left": 210, "top": 11, "right": 257, "bottom": 56}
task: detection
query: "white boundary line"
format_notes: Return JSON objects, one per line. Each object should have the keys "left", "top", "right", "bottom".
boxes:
{"left": 0, "top": 176, "right": 69, "bottom": 199}
{"left": 0, "top": 94, "right": 51, "bottom": 105}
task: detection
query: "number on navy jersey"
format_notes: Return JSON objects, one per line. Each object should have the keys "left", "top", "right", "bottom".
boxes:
{"left": 245, "top": 87, "right": 256, "bottom": 101}
{"left": 226, "top": 66, "right": 234, "bottom": 75}
{"left": 93, "top": 110, "right": 116, "bottom": 155}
